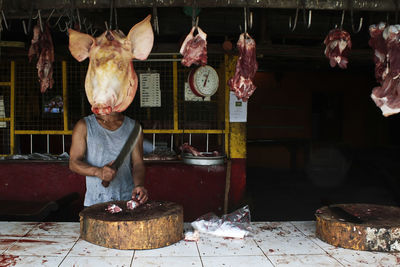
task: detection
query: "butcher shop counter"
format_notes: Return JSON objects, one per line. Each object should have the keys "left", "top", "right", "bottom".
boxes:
{"left": 0, "top": 159, "right": 246, "bottom": 222}
{"left": 1, "top": 221, "right": 399, "bottom": 266}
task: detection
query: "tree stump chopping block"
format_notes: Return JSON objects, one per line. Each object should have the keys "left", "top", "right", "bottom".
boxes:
{"left": 80, "top": 200, "right": 183, "bottom": 250}
{"left": 315, "top": 203, "right": 400, "bottom": 252}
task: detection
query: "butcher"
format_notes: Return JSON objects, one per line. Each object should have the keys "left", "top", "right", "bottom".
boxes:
{"left": 68, "top": 15, "right": 153, "bottom": 207}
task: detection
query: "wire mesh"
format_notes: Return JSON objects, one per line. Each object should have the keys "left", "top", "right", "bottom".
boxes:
{"left": 2, "top": 53, "right": 227, "bottom": 155}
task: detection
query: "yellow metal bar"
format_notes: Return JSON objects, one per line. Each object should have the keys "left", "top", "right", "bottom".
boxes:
{"left": 0, "top": 118, "right": 11, "bottom": 122}
{"left": 143, "top": 129, "right": 225, "bottom": 134}
{"left": 62, "top": 61, "right": 69, "bottom": 131}
{"left": 173, "top": 56, "right": 178, "bottom": 130}
{"left": 10, "top": 61, "right": 15, "bottom": 154}
{"left": 0, "top": 41, "right": 25, "bottom": 48}
{"left": 0, "top": 82, "right": 11, "bottom": 86}
{"left": 15, "top": 130, "right": 73, "bottom": 135}
{"left": 224, "top": 55, "right": 230, "bottom": 157}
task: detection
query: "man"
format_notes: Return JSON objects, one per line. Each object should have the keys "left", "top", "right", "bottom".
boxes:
{"left": 69, "top": 112, "right": 148, "bottom": 207}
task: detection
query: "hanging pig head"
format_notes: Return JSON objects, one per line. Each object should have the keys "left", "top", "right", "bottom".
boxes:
{"left": 68, "top": 15, "right": 154, "bottom": 115}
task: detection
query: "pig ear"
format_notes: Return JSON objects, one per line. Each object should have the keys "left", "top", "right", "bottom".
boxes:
{"left": 127, "top": 15, "right": 154, "bottom": 60}
{"left": 68, "top": 29, "right": 95, "bottom": 62}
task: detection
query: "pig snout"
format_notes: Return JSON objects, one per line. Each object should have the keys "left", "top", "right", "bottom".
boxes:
{"left": 92, "top": 105, "right": 112, "bottom": 115}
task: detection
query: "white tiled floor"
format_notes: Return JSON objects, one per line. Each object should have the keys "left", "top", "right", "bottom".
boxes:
{"left": 1, "top": 221, "right": 400, "bottom": 266}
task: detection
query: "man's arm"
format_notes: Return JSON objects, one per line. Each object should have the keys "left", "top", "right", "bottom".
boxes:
{"left": 69, "top": 119, "right": 115, "bottom": 182}
{"left": 131, "top": 130, "right": 148, "bottom": 203}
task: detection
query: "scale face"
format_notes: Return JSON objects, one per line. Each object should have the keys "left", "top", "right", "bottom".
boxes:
{"left": 188, "top": 65, "right": 219, "bottom": 97}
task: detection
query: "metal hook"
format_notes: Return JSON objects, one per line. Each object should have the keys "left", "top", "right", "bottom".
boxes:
{"left": 33, "top": 10, "right": 44, "bottom": 32}
{"left": 249, "top": 11, "right": 253, "bottom": 30}
{"left": 1, "top": 11, "right": 8, "bottom": 30}
{"left": 289, "top": 8, "right": 299, "bottom": 31}
{"left": 109, "top": 0, "right": 114, "bottom": 30}
{"left": 46, "top": 8, "right": 55, "bottom": 23}
{"left": 303, "top": 9, "right": 312, "bottom": 29}
{"left": 244, "top": 7, "right": 247, "bottom": 34}
{"left": 104, "top": 21, "right": 109, "bottom": 31}
{"left": 58, "top": 20, "right": 69, "bottom": 32}
{"left": 336, "top": 10, "right": 345, "bottom": 30}
{"left": 152, "top": 1, "right": 159, "bottom": 35}
{"left": 114, "top": 5, "right": 118, "bottom": 30}
{"left": 350, "top": 9, "right": 363, "bottom": 33}
{"left": 76, "top": 8, "right": 81, "bottom": 31}
{"left": 22, "top": 20, "right": 28, "bottom": 35}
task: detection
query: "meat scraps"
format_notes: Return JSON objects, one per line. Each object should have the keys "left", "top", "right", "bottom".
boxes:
{"left": 371, "top": 24, "right": 400, "bottom": 116}
{"left": 28, "top": 23, "right": 55, "bottom": 93}
{"left": 228, "top": 33, "right": 258, "bottom": 102}
{"left": 180, "top": 143, "right": 204, "bottom": 157}
{"left": 323, "top": 29, "right": 352, "bottom": 69}
{"left": 179, "top": 26, "right": 207, "bottom": 67}
{"left": 369, "top": 23, "right": 388, "bottom": 83}
{"left": 127, "top": 197, "right": 140, "bottom": 210}
{"left": 106, "top": 204, "right": 122, "bottom": 214}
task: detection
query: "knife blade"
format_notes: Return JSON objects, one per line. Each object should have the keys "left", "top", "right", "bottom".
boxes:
{"left": 328, "top": 205, "right": 363, "bottom": 224}
{"left": 102, "top": 122, "right": 142, "bottom": 187}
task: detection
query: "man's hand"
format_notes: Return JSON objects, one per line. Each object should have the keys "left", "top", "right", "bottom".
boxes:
{"left": 132, "top": 186, "right": 148, "bottom": 204}
{"left": 97, "top": 162, "right": 116, "bottom": 182}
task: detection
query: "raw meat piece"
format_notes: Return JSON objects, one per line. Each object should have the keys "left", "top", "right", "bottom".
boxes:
{"left": 180, "top": 143, "right": 204, "bottom": 157}
{"left": 369, "top": 23, "right": 388, "bottom": 83}
{"left": 69, "top": 15, "right": 154, "bottom": 115}
{"left": 28, "top": 24, "right": 55, "bottom": 93}
{"left": 179, "top": 26, "right": 207, "bottom": 67}
{"left": 127, "top": 198, "right": 140, "bottom": 210}
{"left": 36, "top": 24, "right": 55, "bottom": 93}
{"left": 28, "top": 25, "right": 40, "bottom": 62}
{"left": 371, "top": 25, "right": 400, "bottom": 116}
{"left": 106, "top": 204, "right": 122, "bottom": 213}
{"left": 323, "top": 29, "right": 352, "bottom": 69}
{"left": 228, "top": 33, "right": 258, "bottom": 102}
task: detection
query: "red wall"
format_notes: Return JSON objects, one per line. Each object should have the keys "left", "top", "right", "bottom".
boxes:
{"left": 0, "top": 160, "right": 245, "bottom": 222}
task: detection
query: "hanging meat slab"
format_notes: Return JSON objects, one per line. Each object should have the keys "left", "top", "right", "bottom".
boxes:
{"left": 28, "top": 24, "right": 55, "bottom": 93}
{"left": 179, "top": 26, "right": 207, "bottom": 67}
{"left": 371, "top": 25, "right": 400, "bottom": 116}
{"left": 68, "top": 15, "right": 154, "bottom": 115}
{"left": 369, "top": 23, "right": 388, "bottom": 83}
{"left": 323, "top": 29, "right": 352, "bottom": 69}
{"left": 228, "top": 33, "right": 258, "bottom": 102}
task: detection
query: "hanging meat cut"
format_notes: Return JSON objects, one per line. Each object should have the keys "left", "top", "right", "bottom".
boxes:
{"left": 368, "top": 23, "right": 388, "bottom": 83}
{"left": 179, "top": 26, "right": 207, "bottom": 67}
{"left": 371, "top": 25, "right": 400, "bottom": 116}
{"left": 228, "top": 33, "right": 258, "bottom": 102}
{"left": 323, "top": 29, "right": 352, "bottom": 69}
{"left": 28, "top": 24, "right": 55, "bottom": 93}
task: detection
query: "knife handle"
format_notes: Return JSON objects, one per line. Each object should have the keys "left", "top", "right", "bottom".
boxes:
{"left": 102, "top": 180, "right": 110, "bottom": 187}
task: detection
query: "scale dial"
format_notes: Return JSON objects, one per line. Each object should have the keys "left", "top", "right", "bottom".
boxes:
{"left": 188, "top": 65, "right": 219, "bottom": 97}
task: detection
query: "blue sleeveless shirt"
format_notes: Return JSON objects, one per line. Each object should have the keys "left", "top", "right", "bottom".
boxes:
{"left": 84, "top": 114, "right": 136, "bottom": 206}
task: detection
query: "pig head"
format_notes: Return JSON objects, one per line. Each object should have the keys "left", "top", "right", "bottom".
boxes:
{"left": 68, "top": 15, "right": 154, "bottom": 115}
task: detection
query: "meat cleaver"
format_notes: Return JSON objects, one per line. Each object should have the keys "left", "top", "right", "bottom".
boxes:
{"left": 328, "top": 205, "right": 363, "bottom": 224}
{"left": 101, "top": 122, "right": 142, "bottom": 187}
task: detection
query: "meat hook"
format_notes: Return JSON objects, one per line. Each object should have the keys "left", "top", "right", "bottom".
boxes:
{"left": 335, "top": 10, "right": 345, "bottom": 30}
{"left": 152, "top": 1, "right": 159, "bottom": 35}
{"left": 33, "top": 10, "right": 43, "bottom": 32}
{"left": 289, "top": 8, "right": 299, "bottom": 31}
{"left": 109, "top": 0, "right": 114, "bottom": 30}
{"left": 350, "top": 9, "right": 363, "bottom": 33}
{"left": 76, "top": 8, "right": 81, "bottom": 31}
{"left": 22, "top": 20, "right": 27, "bottom": 35}
{"left": 303, "top": 9, "right": 312, "bottom": 29}
{"left": 1, "top": 10, "right": 8, "bottom": 30}
{"left": 46, "top": 8, "right": 55, "bottom": 23}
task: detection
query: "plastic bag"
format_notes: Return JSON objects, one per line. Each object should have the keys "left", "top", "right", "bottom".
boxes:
{"left": 191, "top": 205, "right": 251, "bottom": 238}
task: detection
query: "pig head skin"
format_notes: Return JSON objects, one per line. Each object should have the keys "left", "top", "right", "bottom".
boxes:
{"left": 68, "top": 15, "right": 154, "bottom": 115}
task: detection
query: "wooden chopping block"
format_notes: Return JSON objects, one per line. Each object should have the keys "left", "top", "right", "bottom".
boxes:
{"left": 80, "top": 200, "right": 183, "bottom": 250}
{"left": 315, "top": 203, "right": 400, "bottom": 252}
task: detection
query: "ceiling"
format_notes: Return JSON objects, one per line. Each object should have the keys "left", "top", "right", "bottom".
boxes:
{"left": 0, "top": 0, "right": 397, "bottom": 71}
